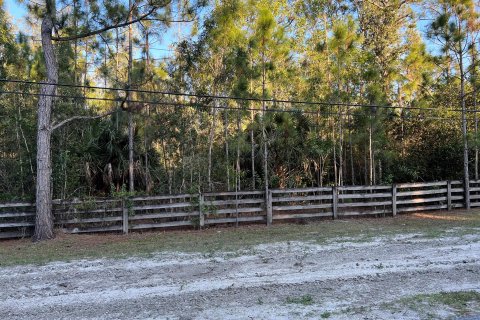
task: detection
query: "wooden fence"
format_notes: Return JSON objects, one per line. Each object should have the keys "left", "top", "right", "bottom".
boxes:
{"left": 0, "top": 180, "right": 475, "bottom": 239}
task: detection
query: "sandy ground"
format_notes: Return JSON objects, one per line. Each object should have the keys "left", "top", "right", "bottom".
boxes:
{"left": 1, "top": 230, "right": 480, "bottom": 319}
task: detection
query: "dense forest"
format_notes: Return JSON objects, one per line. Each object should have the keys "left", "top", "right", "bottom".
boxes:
{"left": 0, "top": 0, "right": 479, "bottom": 203}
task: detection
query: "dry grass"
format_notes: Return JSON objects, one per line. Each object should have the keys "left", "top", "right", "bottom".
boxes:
{"left": 382, "top": 291, "right": 480, "bottom": 318}
{"left": 1, "top": 209, "right": 480, "bottom": 267}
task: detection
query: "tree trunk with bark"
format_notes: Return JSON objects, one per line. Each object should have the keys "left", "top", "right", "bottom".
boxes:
{"left": 250, "top": 109, "right": 255, "bottom": 189}
{"left": 224, "top": 109, "right": 230, "bottom": 191}
{"left": 127, "top": 0, "right": 135, "bottom": 193}
{"left": 472, "top": 43, "right": 478, "bottom": 181}
{"left": 332, "top": 116, "right": 338, "bottom": 186}
{"left": 30, "top": 0, "right": 164, "bottom": 241}
{"left": 33, "top": 15, "right": 58, "bottom": 242}
{"left": 207, "top": 102, "right": 218, "bottom": 191}
{"left": 460, "top": 45, "right": 470, "bottom": 209}
{"left": 261, "top": 47, "right": 268, "bottom": 196}
{"left": 368, "top": 112, "right": 373, "bottom": 186}
{"left": 236, "top": 109, "right": 241, "bottom": 191}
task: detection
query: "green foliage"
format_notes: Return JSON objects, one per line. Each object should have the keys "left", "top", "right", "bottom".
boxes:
{"left": 390, "top": 291, "right": 480, "bottom": 317}
{"left": 203, "top": 201, "right": 218, "bottom": 217}
{"left": 0, "top": 0, "right": 479, "bottom": 201}
{"left": 286, "top": 295, "right": 314, "bottom": 305}
{"left": 110, "top": 184, "right": 136, "bottom": 199}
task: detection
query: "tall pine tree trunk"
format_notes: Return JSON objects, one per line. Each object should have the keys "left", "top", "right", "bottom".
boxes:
{"left": 73, "top": 0, "right": 78, "bottom": 84}
{"left": 207, "top": 102, "right": 218, "bottom": 191}
{"left": 332, "top": 116, "right": 338, "bottom": 186}
{"left": 261, "top": 47, "right": 268, "bottom": 195}
{"left": 33, "top": 15, "right": 58, "bottom": 241}
{"left": 250, "top": 109, "right": 255, "bottom": 189}
{"left": 144, "top": 32, "right": 152, "bottom": 193}
{"left": 250, "top": 75, "right": 255, "bottom": 189}
{"left": 83, "top": 39, "right": 88, "bottom": 97}
{"left": 368, "top": 119, "right": 373, "bottom": 186}
{"left": 338, "top": 111, "right": 343, "bottom": 186}
{"left": 349, "top": 112, "right": 355, "bottom": 185}
{"left": 224, "top": 109, "right": 230, "bottom": 191}
{"left": 472, "top": 43, "right": 478, "bottom": 181}
{"left": 460, "top": 45, "right": 470, "bottom": 209}
{"left": 127, "top": 0, "right": 135, "bottom": 193}
{"left": 236, "top": 109, "right": 241, "bottom": 191}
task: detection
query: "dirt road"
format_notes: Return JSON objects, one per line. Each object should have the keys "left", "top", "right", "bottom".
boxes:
{"left": 1, "top": 230, "right": 479, "bottom": 319}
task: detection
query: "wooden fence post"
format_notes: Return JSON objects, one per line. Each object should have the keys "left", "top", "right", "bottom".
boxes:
{"left": 447, "top": 180, "right": 452, "bottom": 211}
{"left": 332, "top": 186, "right": 338, "bottom": 219}
{"left": 199, "top": 194, "right": 205, "bottom": 228}
{"left": 266, "top": 190, "right": 273, "bottom": 226}
{"left": 122, "top": 199, "right": 129, "bottom": 234}
{"left": 392, "top": 184, "right": 397, "bottom": 216}
{"left": 465, "top": 178, "right": 471, "bottom": 210}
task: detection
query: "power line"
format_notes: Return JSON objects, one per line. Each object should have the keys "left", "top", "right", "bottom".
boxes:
{"left": 0, "top": 89, "right": 343, "bottom": 116}
{"left": 0, "top": 89, "right": 461, "bottom": 122}
{"left": 0, "top": 78, "right": 460, "bottom": 113}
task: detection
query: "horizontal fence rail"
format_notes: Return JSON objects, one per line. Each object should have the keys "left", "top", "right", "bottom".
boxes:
{"left": 1, "top": 180, "right": 477, "bottom": 239}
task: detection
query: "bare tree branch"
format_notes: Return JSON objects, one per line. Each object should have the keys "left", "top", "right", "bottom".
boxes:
{"left": 142, "top": 18, "right": 195, "bottom": 22}
{"left": 51, "top": 109, "right": 117, "bottom": 131}
{"left": 51, "top": 1, "right": 174, "bottom": 42}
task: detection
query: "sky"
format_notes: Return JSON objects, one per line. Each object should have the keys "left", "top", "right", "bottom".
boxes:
{"left": 5, "top": 0, "right": 29, "bottom": 38}
{"left": 3, "top": 0, "right": 440, "bottom": 60}
{"left": 3, "top": 0, "right": 184, "bottom": 61}
{"left": 5, "top": 0, "right": 26, "bottom": 23}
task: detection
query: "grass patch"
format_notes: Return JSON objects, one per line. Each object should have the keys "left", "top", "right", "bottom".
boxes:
{"left": 383, "top": 291, "right": 480, "bottom": 318}
{"left": 415, "top": 291, "right": 480, "bottom": 315}
{"left": 1, "top": 210, "right": 480, "bottom": 266}
{"left": 286, "top": 294, "right": 314, "bottom": 305}
{"left": 435, "top": 291, "right": 480, "bottom": 309}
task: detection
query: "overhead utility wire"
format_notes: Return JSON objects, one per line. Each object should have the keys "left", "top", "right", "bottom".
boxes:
{"left": 0, "top": 89, "right": 462, "bottom": 122}
{"left": 0, "top": 78, "right": 462, "bottom": 113}
{"left": 0, "top": 89, "right": 346, "bottom": 116}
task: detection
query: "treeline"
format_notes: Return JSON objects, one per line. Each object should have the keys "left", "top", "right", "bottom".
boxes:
{"left": 0, "top": 0, "right": 478, "bottom": 201}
